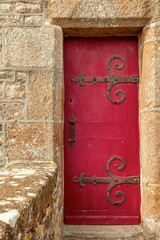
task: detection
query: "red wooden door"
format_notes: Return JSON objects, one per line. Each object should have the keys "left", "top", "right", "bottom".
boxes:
{"left": 64, "top": 38, "right": 140, "bottom": 225}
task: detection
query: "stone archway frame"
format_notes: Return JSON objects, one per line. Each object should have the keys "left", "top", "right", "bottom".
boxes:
{"left": 46, "top": 0, "right": 160, "bottom": 238}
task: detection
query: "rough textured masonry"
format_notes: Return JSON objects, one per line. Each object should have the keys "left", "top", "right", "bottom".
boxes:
{"left": 0, "top": 0, "right": 159, "bottom": 239}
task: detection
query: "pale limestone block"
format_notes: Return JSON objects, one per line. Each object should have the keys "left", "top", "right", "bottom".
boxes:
{"left": 140, "top": 112, "right": 160, "bottom": 185}
{"left": 4, "top": 27, "right": 60, "bottom": 68}
{"left": 6, "top": 123, "right": 54, "bottom": 161}
{"left": 140, "top": 40, "right": 160, "bottom": 110}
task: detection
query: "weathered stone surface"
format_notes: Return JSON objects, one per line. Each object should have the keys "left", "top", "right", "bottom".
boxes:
{"left": 0, "top": 162, "right": 62, "bottom": 240}
{"left": 0, "top": 102, "right": 25, "bottom": 120}
{"left": 0, "top": 15, "right": 23, "bottom": 26}
{"left": 28, "top": 71, "right": 55, "bottom": 120}
{"left": 6, "top": 123, "right": 54, "bottom": 161}
{"left": 53, "top": 83, "right": 64, "bottom": 122}
{"left": 0, "top": 146, "right": 4, "bottom": 166}
{"left": 28, "top": 70, "right": 64, "bottom": 121}
{"left": 140, "top": 112, "right": 160, "bottom": 185}
{"left": 24, "top": 15, "right": 42, "bottom": 25}
{"left": 54, "top": 27, "right": 63, "bottom": 69}
{"left": 5, "top": 82, "right": 25, "bottom": 100}
{"left": 140, "top": 25, "right": 160, "bottom": 44}
{"left": 0, "top": 133, "right": 4, "bottom": 146}
{"left": 0, "top": 34, "right": 2, "bottom": 52}
{"left": 0, "top": 3, "right": 13, "bottom": 14}
{"left": 63, "top": 225, "right": 143, "bottom": 240}
{"left": 16, "top": 71, "right": 27, "bottom": 83}
{"left": 53, "top": 123, "right": 63, "bottom": 167}
{"left": 0, "top": 54, "right": 3, "bottom": 67}
{"left": 15, "top": 2, "right": 41, "bottom": 14}
{"left": 0, "top": 71, "right": 14, "bottom": 82}
{"left": 0, "top": 82, "right": 5, "bottom": 99}
{"left": 142, "top": 184, "right": 160, "bottom": 237}
{"left": 140, "top": 40, "right": 160, "bottom": 110}
{"left": 46, "top": 0, "right": 153, "bottom": 30}
{"left": 4, "top": 27, "right": 57, "bottom": 68}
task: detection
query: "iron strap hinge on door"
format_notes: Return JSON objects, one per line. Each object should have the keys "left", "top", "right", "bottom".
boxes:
{"left": 72, "top": 156, "right": 140, "bottom": 205}
{"left": 72, "top": 55, "right": 139, "bottom": 104}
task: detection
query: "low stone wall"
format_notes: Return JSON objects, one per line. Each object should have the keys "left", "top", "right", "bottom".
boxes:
{"left": 0, "top": 162, "right": 63, "bottom": 240}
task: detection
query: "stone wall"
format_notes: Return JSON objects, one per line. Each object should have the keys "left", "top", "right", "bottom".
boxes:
{"left": 0, "top": 162, "right": 62, "bottom": 240}
{"left": 0, "top": 1, "right": 64, "bottom": 239}
{"left": 0, "top": 0, "right": 64, "bottom": 169}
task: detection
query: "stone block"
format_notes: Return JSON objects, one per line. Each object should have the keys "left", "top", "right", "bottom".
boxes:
{"left": 53, "top": 123, "right": 63, "bottom": 166}
{"left": 0, "top": 82, "right": 5, "bottom": 99}
{"left": 46, "top": 0, "right": 152, "bottom": 28}
{"left": 0, "top": 34, "right": 2, "bottom": 52}
{"left": 54, "top": 27, "right": 63, "bottom": 69}
{"left": 28, "top": 71, "right": 55, "bottom": 120}
{"left": 4, "top": 27, "right": 57, "bottom": 68}
{"left": 140, "top": 25, "right": 160, "bottom": 45}
{"left": 140, "top": 112, "right": 160, "bottom": 185}
{"left": 0, "top": 54, "right": 3, "bottom": 67}
{"left": 142, "top": 183, "right": 160, "bottom": 236}
{"left": 15, "top": 2, "right": 41, "bottom": 14}
{"left": 0, "top": 162, "right": 60, "bottom": 240}
{"left": 0, "top": 102, "right": 25, "bottom": 120}
{"left": 53, "top": 83, "right": 64, "bottom": 122}
{"left": 6, "top": 123, "right": 54, "bottom": 162}
{"left": 16, "top": 72, "right": 27, "bottom": 83}
{"left": 0, "top": 146, "right": 4, "bottom": 166}
{"left": 24, "top": 15, "right": 42, "bottom": 25}
{"left": 0, "top": 133, "right": 4, "bottom": 146}
{"left": 0, "top": 15, "right": 23, "bottom": 26}
{"left": 5, "top": 83, "right": 25, "bottom": 100}
{"left": 0, "top": 71, "right": 14, "bottom": 81}
{"left": 0, "top": 3, "right": 13, "bottom": 13}
{"left": 140, "top": 41, "right": 160, "bottom": 110}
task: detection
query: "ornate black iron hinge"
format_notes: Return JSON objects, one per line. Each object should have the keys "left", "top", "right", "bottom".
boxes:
{"left": 68, "top": 115, "right": 77, "bottom": 147}
{"left": 72, "top": 156, "right": 140, "bottom": 205}
{"left": 72, "top": 55, "right": 139, "bottom": 104}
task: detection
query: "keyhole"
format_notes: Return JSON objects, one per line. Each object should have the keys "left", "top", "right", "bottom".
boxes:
{"left": 70, "top": 99, "right": 72, "bottom": 102}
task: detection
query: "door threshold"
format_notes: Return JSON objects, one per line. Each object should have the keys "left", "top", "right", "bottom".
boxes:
{"left": 63, "top": 224, "right": 143, "bottom": 240}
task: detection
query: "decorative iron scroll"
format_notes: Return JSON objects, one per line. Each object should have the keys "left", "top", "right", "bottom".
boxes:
{"left": 72, "top": 156, "right": 140, "bottom": 205}
{"left": 68, "top": 115, "right": 77, "bottom": 147}
{"left": 72, "top": 56, "right": 139, "bottom": 104}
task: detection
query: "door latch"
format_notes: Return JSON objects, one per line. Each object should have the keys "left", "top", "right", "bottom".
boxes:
{"left": 68, "top": 115, "right": 77, "bottom": 147}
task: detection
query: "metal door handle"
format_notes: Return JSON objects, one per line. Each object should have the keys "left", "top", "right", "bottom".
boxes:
{"left": 68, "top": 115, "right": 77, "bottom": 147}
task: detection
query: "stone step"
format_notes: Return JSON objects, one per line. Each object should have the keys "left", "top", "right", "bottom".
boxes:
{"left": 63, "top": 224, "right": 143, "bottom": 240}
